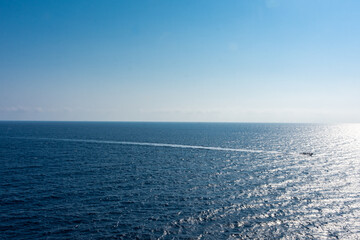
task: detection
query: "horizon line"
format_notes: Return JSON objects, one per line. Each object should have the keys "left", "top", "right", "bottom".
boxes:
{"left": 0, "top": 120, "right": 357, "bottom": 124}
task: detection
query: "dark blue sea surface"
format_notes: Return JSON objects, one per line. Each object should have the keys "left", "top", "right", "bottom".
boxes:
{"left": 1, "top": 122, "right": 360, "bottom": 239}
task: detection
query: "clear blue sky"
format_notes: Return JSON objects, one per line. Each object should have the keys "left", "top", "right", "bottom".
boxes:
{"left": 1, "top": 0, "right": 359, "bottom": 122}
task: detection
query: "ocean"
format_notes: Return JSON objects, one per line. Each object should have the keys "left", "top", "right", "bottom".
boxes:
{"left": 1, "top": 122, "right": 359, "bottom": 239}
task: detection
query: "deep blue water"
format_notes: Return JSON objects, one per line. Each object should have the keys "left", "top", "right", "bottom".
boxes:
{"left": 1, "top": 122, "right": 360, "bottom": 239}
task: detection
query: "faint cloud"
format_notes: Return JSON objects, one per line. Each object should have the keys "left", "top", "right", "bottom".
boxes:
{"left": 228, "top": 42, "right": 238, "bottom": 51}
{"left": 159, "top": 32, "right": 171, "bottom": 41}
{"left": 140, "top": 108, "right": 222, "bottom": 115}
{"left": 0, "top": 106, "right": 72, "bottom": 113}
{"left": 35, "top": 107, "right": 43, "bottom": 112}
{"left": 265, "top": 0, "right": 281, "bottom": 8}
{"left": 0, "top": 106, "right": 41, "bottom": 112}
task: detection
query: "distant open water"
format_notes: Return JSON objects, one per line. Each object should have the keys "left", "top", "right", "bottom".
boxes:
{"left": 1, "top": 122, "right": 360, "bottom": 239}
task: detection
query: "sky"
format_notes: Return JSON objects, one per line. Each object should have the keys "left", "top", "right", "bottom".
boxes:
{"left": 0, "top": 0, "right": 359, "bottom": 123}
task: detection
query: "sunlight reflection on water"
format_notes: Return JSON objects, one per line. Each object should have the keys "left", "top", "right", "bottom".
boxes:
{"left": 0, "top": 123, "right": 360, "bottom": 239}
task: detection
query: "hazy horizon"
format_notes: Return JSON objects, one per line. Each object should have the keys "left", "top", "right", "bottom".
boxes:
{"left": 1, "top": 0, "right": 360, "bottom": 123}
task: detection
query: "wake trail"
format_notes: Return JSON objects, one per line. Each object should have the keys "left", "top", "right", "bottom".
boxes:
{"left": 3, "top": 136, "right": 294, "bottom": 155}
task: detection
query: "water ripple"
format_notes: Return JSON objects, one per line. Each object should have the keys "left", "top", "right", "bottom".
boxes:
{"left": 1, "top": 123, "right": 359, "bottom": 239}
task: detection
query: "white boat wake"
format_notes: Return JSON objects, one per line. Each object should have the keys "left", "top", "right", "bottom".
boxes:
{"left": 4, "top": 136, "right": 301, "bottom": 155}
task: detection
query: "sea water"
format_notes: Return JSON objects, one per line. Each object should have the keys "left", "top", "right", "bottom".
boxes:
{"left": 1, "top": 122, "right": 360, "bottom": 239}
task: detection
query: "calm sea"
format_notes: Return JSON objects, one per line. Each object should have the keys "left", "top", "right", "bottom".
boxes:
{"left": 1, "top": 122, "right": 359, "bottom": 239}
